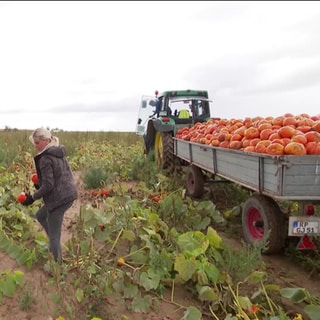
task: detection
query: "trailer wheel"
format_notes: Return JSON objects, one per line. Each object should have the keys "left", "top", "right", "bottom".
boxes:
{"left": 187, "top": 165, "right": 204, "bottom": 198}
{"left": 242, "top": 194, "right": 285, "bottom": 254}
{"left": 155, "top": 132, "right": 173, "bottom": 169}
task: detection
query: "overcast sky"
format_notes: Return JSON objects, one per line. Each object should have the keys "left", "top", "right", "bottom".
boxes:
{"left": 1, "top": 1, "right": 320, "bottom": 132}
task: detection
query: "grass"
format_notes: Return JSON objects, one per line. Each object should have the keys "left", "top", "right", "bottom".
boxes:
{"left": 19, "top": 283, "right": 34, "bottom": 311}
{"left": 82, "top": 166, "right": 112, "bottom": 189}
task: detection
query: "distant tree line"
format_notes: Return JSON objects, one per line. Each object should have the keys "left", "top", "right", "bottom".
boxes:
{"left": 1, "top": 126, "right": 63, "bottom": 132}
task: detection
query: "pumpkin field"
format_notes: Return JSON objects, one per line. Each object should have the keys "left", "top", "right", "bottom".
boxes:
{"left": 0, "top": 128, "right": 320, "bottom": 320}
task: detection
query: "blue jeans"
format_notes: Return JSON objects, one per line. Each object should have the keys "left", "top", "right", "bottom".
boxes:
{"left": 35, "top": 201, "right": 73, "bottom": 262}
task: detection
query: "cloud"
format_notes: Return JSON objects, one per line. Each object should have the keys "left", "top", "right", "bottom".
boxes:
{"left": 1, "top": 1, "right": 320, "bottom": 130}
{"left": 50, "top": 94, "right": 137, "bottom": 114}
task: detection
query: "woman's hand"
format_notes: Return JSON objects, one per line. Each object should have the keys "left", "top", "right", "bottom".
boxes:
{"left": 22, "top": 194, "right": 35, "bottom": 206}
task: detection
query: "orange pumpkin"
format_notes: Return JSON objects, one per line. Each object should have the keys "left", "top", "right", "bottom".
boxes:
{"left": 291, "top": 134, "right": 307, "bottom": 145}
{"left": 17, "top": 192, "right": 27, "bottom": 203}
{"left": 296, "top": 117, "right": 314, "bottom": 127}
{"left": 230, "top": 133, "right": 242, "bottom": 141}
{"left": 270, "top": 138, "right": 288, "bottom": 146}
{"left": 243, "top": 145, "right": 256, "bottom": 153}
{"left": 260, "top": 128, "right": 274, "bottom": 140}
{"left": 282, "top": 138, "right": 291, "bottom": 146}
{"left": 229, "top": 140, "right": 242, "bottom": 149}
{"left": 258, "top": 122, "right": 273, "bottom": 131}
{"left": 269, "top": 132, "right": 282, "bottom": 141}
{"left": 206, "top": 125, "right": 218, "bottom": 134}
{"left": 210, "top": 139, "right": 220, "bottom": 146}
{"left": 296, "top": 126, "right": 311, "bottom": 133}
{"left": 266, "top": 143, "right": 284, "bottom": 155}
{"left": 199, "top": 137, "right": 208, "bottom": 144}
{"left": 272, "top": 116, "right": 284, "bottom": 127}
{"left": 233, "top": 126, "right": 246, "bottom": 137}
{"left": 249, "top": 138, "right": 262, "bottom": 147}
{"left": 283, "top": 113, "right": 295, "bottom": 118}
{"left": 244, "top": 127, "right": 260, "bottom": 139}
{"left": 218, "top": 119, "right": 228, "bottom": 126}
{"left": 304, "top": 131, "right": 320, "bottom": 142}
{"left": 305, "top": 131, "right": 320, "bottom": 142}
{"left": 243, "top": 117, "right": 253, "bottom": 127}
{"left": 182, "top": 134, "right": 191, "bottom": 141}
{"left": 282, "top": 116, "right": 297, "bottom": 127}
{"left": 311, "top": 121, "right": 320, "bottom": 132}
{"left": 255, "top": 140, "right": 271, "bottom": 154}
{"left": 306, "top": 141, "right": 320, "bottom": 154}
{"left": 284, "top": 142, "right": 306, "bottom": 155}
{"left": 217, "top": 132, "right": 228, "bottom": 142}
{"left": 219, "top": 141, "right": 230, "bottom": 148}
{"left": 242, "top": 138, "right": 251, "bottom": 148}
{"left": 265, "top": 116, "right": 274, "bottom": 121}
{"left": 278, "top": 126, "right": 297, "bottom": 138}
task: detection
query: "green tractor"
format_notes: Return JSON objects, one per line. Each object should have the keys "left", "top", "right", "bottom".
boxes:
{"left": 135, "top": 89, "right": 212, "bottom": 168}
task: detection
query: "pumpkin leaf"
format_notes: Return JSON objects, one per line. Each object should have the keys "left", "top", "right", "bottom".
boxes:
{"left": 177, "top": 231, "right": 209, "bottom": 256}
{"left": 75, "top": 288, "right": 84, "bottom": 302}
{"left": 198, "top": 285, "right": 219, "bottom": 302}
{"left": 204, "top": 262, "right": 220, "bottom": 283}
{"left": 139, "top": 269, "right": 161, "bottom": 291}
{"left": 245, "top": 271, "right": 267, "bottom": 283}
{"left": 206, "top": 226, "right": 222, "bottom": 249}
{"left": 181, "top": 306, "right": 202, "bottom": 320}
{"left": 305, "top": 304, "right": 320, "bottom": 320}
{"left": 174, "top": 254, "right": 197, "bottom": 282}
{"left": 121, "top": 229, "right": 135, "bottom": 241}
{"left": 131, "top": 293, "right": 152, "bottom": 313}
{"left": 280, "top": 287, "right": 308, "bottom": 303}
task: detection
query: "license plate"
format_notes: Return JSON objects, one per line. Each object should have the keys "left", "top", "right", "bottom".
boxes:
{"left": 292, "top": 220, "right": 319, "bottom": 235}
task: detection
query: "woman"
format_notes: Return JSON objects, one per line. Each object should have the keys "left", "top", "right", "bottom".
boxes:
{"left": 22, "top": 128, "right": 78, "bottom": 263}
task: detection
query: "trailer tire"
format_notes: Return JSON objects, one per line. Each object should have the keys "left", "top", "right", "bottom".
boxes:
{"left": 187, "top": 165, "right": 204, "bottom": 198}
{"left": 242, "top": 194, "right": 285, "bottom": 254}
{"left": 155, "top": 132, "right": 173, "bottom": 169}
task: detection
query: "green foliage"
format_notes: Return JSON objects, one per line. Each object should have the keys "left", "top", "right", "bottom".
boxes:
{"left": 284, "top": 243, "right": 320, "bottom": 277}
{"left": 82, "top": 166, "right": 111, "bottom": 189}
{"left": 181, "top": 306, "right": 202, "bottom": 320}
{"left": 158, "top": 192, "right": 225, "bottom": 233}
{"left": 128, "top": 151, "right": 160, "bottom": 187}
{"left": 0, "top": 228, "right": 36, "bottom": 270}
{"left": 220, "top": 240, "right": 265, "bottom": 283}
{"left": 1, "top": 131, "right": 320, "bottom": 319}
{"left": 0, "top": 270, "right": 24, "bottom": 303}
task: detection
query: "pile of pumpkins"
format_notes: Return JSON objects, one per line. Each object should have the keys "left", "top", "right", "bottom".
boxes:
{"left": 176, "top": 113, "right": 320, "bottom": 155}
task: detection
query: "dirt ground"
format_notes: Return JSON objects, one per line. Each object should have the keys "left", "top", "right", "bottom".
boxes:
{"left": 1, "top": 172, "right": 320, "bottom": 320}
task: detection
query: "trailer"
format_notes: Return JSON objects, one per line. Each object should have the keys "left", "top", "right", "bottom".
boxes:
{"left": 173, "top": 137, "right": 320, "bottom": 254}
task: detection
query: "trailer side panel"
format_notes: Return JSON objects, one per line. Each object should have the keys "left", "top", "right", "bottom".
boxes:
{"left": 174, "top": 138, "right": 320, "bottom": 200}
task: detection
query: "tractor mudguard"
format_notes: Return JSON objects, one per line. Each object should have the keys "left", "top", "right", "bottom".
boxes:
{"left": 152, "top": 118, "right": 175, "bottom": 133}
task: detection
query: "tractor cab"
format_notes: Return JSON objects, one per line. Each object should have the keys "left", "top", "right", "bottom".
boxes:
{"left": 135, "top": 89, "right": 212, "bottom": 168}
{"left": 135, "top": 90, "right": 212, "bottom": 136}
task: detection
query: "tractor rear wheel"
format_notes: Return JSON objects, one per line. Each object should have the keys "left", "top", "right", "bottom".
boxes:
{"left": 144, "top": 130, "right": 155, "bottom": 156}
{"left": 154, "top": 132, "right": 173, "bottom": 169}
{"left": 242, "top": 194, "right": 285, "bottom": 254}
